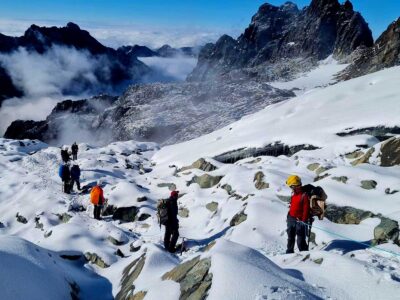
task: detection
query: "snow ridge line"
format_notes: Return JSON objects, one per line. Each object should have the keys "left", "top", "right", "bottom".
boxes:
{"left": 299, "top": 221, "right": 400, "bottom": 258}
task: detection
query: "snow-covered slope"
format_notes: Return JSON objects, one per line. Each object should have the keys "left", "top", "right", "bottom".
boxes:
{"left": 154, "top": 66, "right": 400, "bottom": 166}
{"left": 1, "top": 66, "right": 400, "bottom": 299}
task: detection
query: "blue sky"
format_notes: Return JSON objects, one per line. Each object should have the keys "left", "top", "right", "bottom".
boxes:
{"left": 0, "top": 0, "right": 398, "bottom": 47}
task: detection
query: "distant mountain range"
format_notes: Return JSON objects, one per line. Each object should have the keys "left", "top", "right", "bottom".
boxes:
{"left": 4, "top": 0, "right": 400, "bottom": 146}
{"left": 0, "top": 22, "right": 199, "bottom": 106}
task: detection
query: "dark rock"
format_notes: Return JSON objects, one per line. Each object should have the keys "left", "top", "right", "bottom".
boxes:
{"left": 162, "top": 256, "right": 212, "bottom": 300}
{"left": 116, "top": 254, "right": 146, "bottom": 300}
{"left": 44, "top": 230, "right": 52, "bottom": 238}
{"left": 206, "top": 202, "right": 218, "bottom": 212}
{"left": 254, "top": 171, "right": 269, "bottom": 190}
{"left": 385, "top": 188, "right": 399, "bottom": 195}
{"left": 221, "top": 184, "right": 234, "bottom": 195}
{"left": 112, "top": 206, "right": 139, "bottom": 223}
{"left": 360, "top": 180, "right": 377, "bottom": 190}
{"left": 380, "top": 137, "right": 400, "bottom": 167}
{"left": 374, "top": 218, "right": 399, "bottom": 244}
{"left": 84, "top": 252, "right": 109, "bottom": 268}
{"left": 180, "top": 158, "right": 218, "bottom": 172}
{"left": 230, "top": 211, "right": 247, "bottom": 226}
{"left": 332, "top": 176, "right": 348, "bottom": 184}
{"left": 16, "top": 213, "right": 28, "bottom": 224}
{"left": 117, "top": 45, "right": 159, "bottom": 58}
{"left": 137, "top": 213, "right": 151, "bottom": 221}
{"left": 341, "top": 18, "right": 400, "bottom": 80}
{"left": 34, "top": 216, "right": 44, "bottom": 230}
{"left": 187, "top": 174, "right": 223, "bottom": 189}
{"left": 214, "top": 143, "right": 318, "bottom": 164}
{"left": 325, "top": 205, "right": 373, "bottom": 224}
{"left": 189, "top": 0, "right": 372, "bottom": 82}
{"left": 57, "top": 213, "right": 72, "bottom": 223}
{"left": 130, "top": 242, "right": 142, "bottom": 252}
{"left": 102, "top": 204, "right": 117, "bottom": 216}
{"left": 60, "top": 254, "right": 83, "bottom": 261}
{"left": 115, "top": 249, "right": 125, "bottom": 258}
{"left": 313, "top": 258, "right": 324, "bottom": 264}
{"left": 137, "top": 196, "right": 148, "bottom": 202}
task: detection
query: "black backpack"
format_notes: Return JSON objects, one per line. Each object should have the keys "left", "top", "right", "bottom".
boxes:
{"left": 157, "top": 199, "right": 169, "bottom": 226}
{"left": 302, "top": 184, "right": 328, "bottom": 220}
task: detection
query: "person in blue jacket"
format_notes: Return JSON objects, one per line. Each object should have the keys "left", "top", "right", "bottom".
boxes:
{"left": 59, "top": 163, "right": 71, "bottom": 193}
{"left": 70, "top": 163, "right": 81, "bottom": 191}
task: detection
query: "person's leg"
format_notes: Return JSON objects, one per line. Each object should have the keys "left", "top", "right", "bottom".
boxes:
{"left": 169, "top": 225, "right": 179, "bottom": 253}
{"left": 77, "top": 180, "right": 81, "bottom": 190}
{"left": 64, "top": 181, "right": 69, "bottom": 194}
{"left": 164, "top": 225, "right": 172, "bottom": 250}
{"left": 296, "top": 222, "right": 308, "bottom": 251}
{"left": 94, "top": 205, "right": 101, "bottom": 219}
{"left": 286, "top": 216, "right": 296, "bottom": 253}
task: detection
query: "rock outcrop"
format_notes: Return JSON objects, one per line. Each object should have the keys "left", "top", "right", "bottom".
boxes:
{"left": 116, "top": 253, "right": 146, "bottom": 300}
{"left": 189, "top": 0, "right": 373, "bottom": 82}
{"left": 341, "top": 18, "right": 400, "bottom": 80}
{"left": 187, "top": 174, "right": 223, "bottom": 189}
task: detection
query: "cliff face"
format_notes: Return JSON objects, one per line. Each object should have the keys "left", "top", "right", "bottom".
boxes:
{"left": 188, "top": 0, "right": 373, "bottom": 82}
{"left": 340, "top": 18, "right": 400, "bottom": 80}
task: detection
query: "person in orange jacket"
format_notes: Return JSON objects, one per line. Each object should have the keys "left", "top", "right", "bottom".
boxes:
{"left": 285, "top": 175, "right": 310, "bottom": 254}
{"left": 90, "top": 181, "right": 105, "bottom": 220}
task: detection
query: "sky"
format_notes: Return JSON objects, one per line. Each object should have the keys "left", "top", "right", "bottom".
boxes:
{"left": 0, "top": 0, "right": 398, "bottom": 48}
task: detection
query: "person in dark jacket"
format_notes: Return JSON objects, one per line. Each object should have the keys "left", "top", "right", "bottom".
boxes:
{"left": 70, "top": 163, "right": 81, "bottom": 191}
{"left": 71, "top": 142, "right": 78, "bottom": 160}
{"left": 61, "top": 147, "right": 70, "bottom": 163}
{"left": 285, "top": 175, "right": 310, "bottom": 254}
{"left": 164, "top": 190, "right": 180, "bottom": 253}
{"left": 60, "top": 163, "right": 71, "bottom": 194}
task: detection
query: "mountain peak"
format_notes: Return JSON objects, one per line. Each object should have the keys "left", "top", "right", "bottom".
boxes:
{"left": 66, "top": 22, "right": 81, "bottom": 31}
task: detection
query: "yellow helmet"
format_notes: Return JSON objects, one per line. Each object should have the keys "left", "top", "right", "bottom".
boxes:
{"left": 286, "top": 175, "right": 302, "bottom": 187}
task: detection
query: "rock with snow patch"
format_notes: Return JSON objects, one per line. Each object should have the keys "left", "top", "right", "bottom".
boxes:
{"left": 157, "top": 183, "right": 177, "bottom": 191}
{"left": 162, "top": 256, "right": 212, "bottom": 300}
{"left": 351, "top": 148, "right": 374, "bottom": 166}
{"left": 373, "top": 218, "right": 399, "bottom": 244}
{"left": 112, "top": 206, "right": 139, "bottom": 223}
{"left": 325, "top": 205, "right": 373, "bottom": 224}
{"left": 178, "top": 208, "right": 189, "bottom": 218}
{"left": 379, "top": 137, "right": 400, "bottom": 167}
{"left": 16, "top": 213, "right": 28, "bottom": 224}
{"left": 137, "top": 213, "right": 151, "bottom": 221}
{"left": 206, "top": 202, "right": 219, "bottom": 212}
{"left": 253, "top": 171, "right": 269, "bottom": 190}
{"left": 230, "top": 211, "right": 248, "bottom": 226}
{"left": 84, "top": 252, "right": 109, "bottom": 268}
{"left": 187, "top": 174, "right": 223, "bottom": 189}
{"left": 116, "top": 253, "right": 146, "bottom": 300}
{"left": 57, "top": 213, "right": 72, "bottom": 223}
{"left": 332, "top": 176, "right": 348, "bottom": 184}
{"left": 360, "top": 180, "right": 377, "bottom": 190}
{"left": 180, "top": 158, "right": 218, "bottom": 172}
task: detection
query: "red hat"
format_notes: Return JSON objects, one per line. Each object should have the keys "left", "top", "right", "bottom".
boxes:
{"left": 170, "top": 191, "right": 179, "bottom": 198}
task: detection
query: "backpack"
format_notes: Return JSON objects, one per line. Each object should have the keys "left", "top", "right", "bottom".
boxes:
{"left": 59, "top": 164, "right": 70, "bottom": 180}
{"left": 302, "top": 184, "right": 327, "bottom": 220}
{"left": 157, "top": 199, "right": 169, "bottom": 226}
{"left": 90, "top": 186, "right": 103, "bottom": 205}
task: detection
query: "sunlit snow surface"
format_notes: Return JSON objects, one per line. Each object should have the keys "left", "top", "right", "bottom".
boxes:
{"left": 1, "top": 66, "right": 400, "bottom": 299}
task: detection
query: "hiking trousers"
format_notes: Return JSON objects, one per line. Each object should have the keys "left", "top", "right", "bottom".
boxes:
{"left": 71, "top": 179, "right": 81, "bottom": 191}
{"left": 164, "top": 222, "right": 179, "bottom": 253}
{"left": 286, "top": 215, "right": 308, "bottom": 253}
{"left": 94, "top": 205, "right": 103, "bottom": 220}
{"left": 63, "top": 180, "right": 71, "bottom": 194}
{"left": 72, "top": 153, "right": 77, "bottom": 160}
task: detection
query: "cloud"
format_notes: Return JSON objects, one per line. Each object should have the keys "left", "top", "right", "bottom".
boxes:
{"left": 138, "top": 56, "right": 198, "bottom": 82}
{"left": 0, "top": 45, "right": 111, "bottom": 134}
{"left": 0, "top": 18, "right": 239, "bottom": 49}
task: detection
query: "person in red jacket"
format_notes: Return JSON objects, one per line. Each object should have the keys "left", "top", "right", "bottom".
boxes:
{"left": 285, "top": 175, "right": 310, "bottom": 253}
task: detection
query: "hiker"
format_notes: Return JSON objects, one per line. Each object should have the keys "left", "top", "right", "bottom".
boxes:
{"left": 163, "top": 190, "right": 180, "bottom": 253}
{"left": 71, "top": 142, "right": 78, "bottom": 160}
{"left": 59, "top": 163, "right": 71, "bottom": 194}
{"left": 70, "top": 163, "right": 81, "bottom": 191}
{"left": 61, "top": 147, "right": 70, "bottom": 163}
{"left": 285, "top": 175, "right": 310, "bottom": 253}
{"left": 90, "top": 181, "right": 105, "bottom": 220}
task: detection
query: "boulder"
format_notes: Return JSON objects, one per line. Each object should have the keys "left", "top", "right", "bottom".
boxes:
{"left": 57, "top": 213, "right": 72, "bottom": 223}
{"left": 84, "top": 252, "right": 109, "bottom": 268}
{"left": 331, "top": 176, "right": 348, "bottom": 184}
{"left": 380, "top": 137, "right": 400, "bottom": 166}
{"left": 206, "top": 202, "right": 218, "bottom": 212}
{"left": 162, "top": 256, "right": 212, "bottom": 300}
{"left": 16, "top": 213, "right": 28, "bottom": 224}
{"left": 187, "top": 174, "right": 223, "bottom": 189}
{"left": 180, "top": 158, "right": 218, "bottom": 172}
{"left": 221, "top": 184, "right": 234, "bottom": 195}
{"left": 137, "top": 196, "right": 148, "bottom": 202}
{"left": 360, "top": 180, "right": 377, "bottom": 190}
{"left": 351, "top": 148, "right": 375, "bottom": 166}
{"left": 178, "top": 208, "right": 189, "bottom": 218}
{"left": 230, "top": 211, "right": 247, "bottom": 226}
{"left": 345, "top": 150, "right": 364, "bottom": 159}
{"left": 112, "top": 206, "right": 139, "bottom": 223}
{"left": 253, "top": 171, "right": 269, "bottom": 190}
{"left": 130, "top": 241, "right": 143, "bottom": 252}
{"left": 131, "top": 291, "right": 147, "bottom": 300}
{"left": 307, "top": 163, "right": 320, "bottom": 171}
{"left": 374, "top": 217, "right": 399, "bottom": 244}
{"left": 116, "top": 254, "right": 146, "bottom": 300}
{"left": 157, "top": 183, "right": 177, "bottom": 191}
{"left": 137, "top": 213, "right": 151, "bottom": 221}
{"left": 325, "top": 205, "right": 373, "bottom": 224}
{"left": 385, "top": 188, "right": 399, "bottom": 195}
